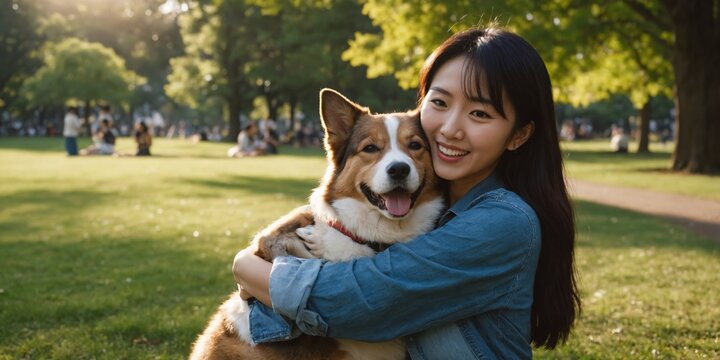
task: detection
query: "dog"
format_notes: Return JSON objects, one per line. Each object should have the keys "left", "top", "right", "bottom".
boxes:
{"left": 190, "top": 89, "right": 445, "bottom": 360}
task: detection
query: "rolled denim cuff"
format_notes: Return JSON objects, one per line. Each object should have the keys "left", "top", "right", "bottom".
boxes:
{"left": 248, "top": 299, "right": 300, "bottom": 343}
{"left": 269, "top": 256, "right": 328, "bottom": 336}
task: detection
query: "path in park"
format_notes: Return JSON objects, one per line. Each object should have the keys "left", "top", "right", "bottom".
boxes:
{"left": 568, "top": 179, "right": 720, "bottom": 242}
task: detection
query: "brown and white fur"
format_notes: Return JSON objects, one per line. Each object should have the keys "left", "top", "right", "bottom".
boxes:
{"left": 190, "top": 89, "right": 445, "bottom": 360}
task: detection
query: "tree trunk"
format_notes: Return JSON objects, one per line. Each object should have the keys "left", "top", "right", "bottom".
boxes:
{"left": 84, "top": 100, "right": 92, "bottom": 136}
{"left": 228, "top": 98, "right": 241, "bottom": 142}
{"left": 636, "top": 99, "right": 651, "bottom": 153}
{"left": 665, "top": 0, "right": 720, "bottom": 174}
{"left": 265, "top": 92, "right": 279, "bottom": 122}
{"left": 226, "top": 59, "right": 243, "bottom": 142}
{"left": 289, "top": 99, "right": 297, "bottom": 132}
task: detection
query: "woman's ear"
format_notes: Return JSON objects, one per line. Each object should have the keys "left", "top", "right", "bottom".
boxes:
{"left": 507, "top": 121, "right": 535, "bottom": 151}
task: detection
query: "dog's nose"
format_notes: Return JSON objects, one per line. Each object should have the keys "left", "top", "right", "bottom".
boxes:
{"left": 387, "top": 162, "right": 410, "bottom": 181}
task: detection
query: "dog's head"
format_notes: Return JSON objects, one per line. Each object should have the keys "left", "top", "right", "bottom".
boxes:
{"left": 317, "top": 89, "right": 442, "bottom": 221}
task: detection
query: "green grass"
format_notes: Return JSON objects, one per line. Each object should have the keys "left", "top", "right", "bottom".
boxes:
{"left": 1, "top": 137, "right": 718, "bottom": 359}
{"left": 562, "top": 139, "right": 720, "bottom": 201}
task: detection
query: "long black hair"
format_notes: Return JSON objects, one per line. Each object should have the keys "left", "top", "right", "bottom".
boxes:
{"left": 418, "top": 27, "right": 581, "bottom": 349}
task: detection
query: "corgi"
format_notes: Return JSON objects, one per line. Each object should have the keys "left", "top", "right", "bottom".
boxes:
{"left": 190, "top": 89, "right": 445, "bottom": 360}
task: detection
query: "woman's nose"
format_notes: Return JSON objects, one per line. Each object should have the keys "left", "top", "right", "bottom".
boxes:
{"left": 439, "top": 110, "right": 464, "bottom": 140}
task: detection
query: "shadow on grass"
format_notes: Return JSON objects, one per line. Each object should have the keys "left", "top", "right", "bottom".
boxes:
{"left": 0, "top": 189, "right": 113, "bottom": 219}
{"left": 0, "top": 137, "right": 86, "bottom": 153}
{"left": 0, "top": 188, "right": 237, "bottom": 355}
{"left": 574, "top": 200, "right": 720, "bottom": 251}
{"left": 275, "top": 146, "right": 325, "bottom": 158}
{"left": 176, "top": 174, "right": 319, "bottom": 201}
{"left": 0, "top": 234, "right": 235, "bottom": 356}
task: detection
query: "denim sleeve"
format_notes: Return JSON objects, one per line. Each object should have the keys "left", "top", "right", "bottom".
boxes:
{"left": 267, "top": 198, "right": 540, "bottom": 342}
{"left": 248, "top": 258, "right": 325, "bottom": 343}
{"left": 248, "top": 299, "right": 300, "bottom": 343}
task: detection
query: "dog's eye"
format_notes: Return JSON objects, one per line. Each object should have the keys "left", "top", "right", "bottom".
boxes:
{"left": 408, "top": 141, "right": 423, "bottom": 150}
{"left": 362, "top": 144, "right": 380, "bottom": 153}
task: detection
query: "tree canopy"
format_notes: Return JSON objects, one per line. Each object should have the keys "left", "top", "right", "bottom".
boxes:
{"left": 22, "top": 38, "right": 144, "bottom": 107}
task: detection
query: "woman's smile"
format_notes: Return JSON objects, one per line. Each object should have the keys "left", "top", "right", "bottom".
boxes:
{"left": 436, "top": 141, "right": 469, "bottom": 162}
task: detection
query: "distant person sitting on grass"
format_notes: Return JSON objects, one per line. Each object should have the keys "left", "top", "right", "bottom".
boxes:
{"left": 227, "top": 123, "right": 265, "bottom": 158}
{"left": 610, "top": 125, "right": 630, "bottom": 153}
{"left": 62, "top": 106, "right": 82, "bottom": 156}
{"left": 81, "top": 119, "right": 116, "bottom": 155}
{"left": 134, "top": 122, "right": 152, "bottom": 156}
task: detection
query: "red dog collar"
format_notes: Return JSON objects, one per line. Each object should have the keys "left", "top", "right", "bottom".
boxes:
{"left": 327, "top": 219, "right": 366, "bottom": 245}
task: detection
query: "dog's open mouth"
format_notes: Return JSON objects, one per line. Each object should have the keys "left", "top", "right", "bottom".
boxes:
{"left": 361, "top": 183, "right": 422, "bottom": 218}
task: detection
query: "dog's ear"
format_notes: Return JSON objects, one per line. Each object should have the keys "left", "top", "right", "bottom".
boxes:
{"left": 319, "top": 88, "right": 368, "bottom": 163}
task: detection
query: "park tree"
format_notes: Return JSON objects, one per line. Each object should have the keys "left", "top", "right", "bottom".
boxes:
{"left": 343, "top": 0, "right": 719, "bottom": 174}
{"left": 524, "top": 4, "right": 673, "bottom": 154}
{"left": 11, "top": 0, "right": 182, "bottom": 120}
{"left": 661, "top": 0, "right": 720, "bottom": 173}
{"left": 22, "top": 37, "right": 144, "bottom": 126}
{"left": 167, "top": 0, "right": 414, "bottom": 140}
{"left": 0, "top": 0, "right": 43, "bottom": 111}
{"left": 165, "top": 0, "right": 260, "bottom": 140}
{"left": 248, "top": 0, "right": 414, "bottom": 128}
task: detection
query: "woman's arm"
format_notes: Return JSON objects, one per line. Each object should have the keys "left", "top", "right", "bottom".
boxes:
{"left": 233, "top": 248, "right": 273, "bottom": 306}
{"left": 239, "top": 196, "right": 541, "bottom": 342}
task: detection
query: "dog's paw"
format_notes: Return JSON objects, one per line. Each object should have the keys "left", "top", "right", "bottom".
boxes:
{"left": 297, "top": 223, "right": 376, "bottom": 261}
{"left": 296, "top": 225, "right": 326, "bottom": 258}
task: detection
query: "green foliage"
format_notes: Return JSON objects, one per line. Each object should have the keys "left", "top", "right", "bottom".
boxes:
{"left": 166, "top": 0, "right": 415, "bottom": 136}
{"left": 6, "top": 0, "right": 183, "bottom": 113}
{"left": 342, "top": 0, "right": 674, "bottom": 109}
{"left": 344, "top": 0, "right": 499, "bottom": 89}
{"left": 22, "top": 38, "right": 145, "bottom": 107}
{"left": 165, "top": 55, "right": 222, "bottom": 110}
{"left": 526, "top": 1, "right": 673, "bottom": 109}
{"left": 0, "top": 0, "right": 43, "bottom": 111}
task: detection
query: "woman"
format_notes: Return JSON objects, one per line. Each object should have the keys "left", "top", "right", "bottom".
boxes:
{"left": 134, "top": 122, "right": 152, "bottom": 156}
{"left": 233, "top": 27, "right": 580, "bottom": 358}
{"left": 228, "top": 122, "right": 265, "bottom": 158}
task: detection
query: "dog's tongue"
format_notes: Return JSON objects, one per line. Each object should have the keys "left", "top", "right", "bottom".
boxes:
{"left": 383, "top": 191, "right": 412, "bottom": 217}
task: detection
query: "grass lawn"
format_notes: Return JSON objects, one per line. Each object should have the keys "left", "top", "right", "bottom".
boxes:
{"left": 561, "top": 139, "right": 720, "bottom": 201}
{"left": 1, "top": 137, "right": 718, "bottom": 359}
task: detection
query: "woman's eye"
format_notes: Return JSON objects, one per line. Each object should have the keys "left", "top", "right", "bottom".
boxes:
{"left": 430, "top": 99, "right": 447, "bottom": 107}
{"left": 470, "top": 110, "right": 492, "bottom": 119}
{"left": 408, "top": 141, "right": 423, "bottom": 150}
{"left": 362, "top": 144, "right": 380, "bottom": 153}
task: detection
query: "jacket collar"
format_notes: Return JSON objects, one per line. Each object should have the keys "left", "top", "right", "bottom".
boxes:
{"left": 438, "top": 172, "right": 504, "bottom": 226}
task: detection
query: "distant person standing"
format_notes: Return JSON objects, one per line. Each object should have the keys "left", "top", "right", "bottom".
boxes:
{"left": 63, "top": 106, "right": 82, "bottom": 156}
{"left": 134, "top": 122, "right": 152, "bottom": 156}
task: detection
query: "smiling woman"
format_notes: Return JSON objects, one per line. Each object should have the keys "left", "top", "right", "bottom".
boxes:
{"left": 419, "top": 55, "right": 533, "bottom": 203}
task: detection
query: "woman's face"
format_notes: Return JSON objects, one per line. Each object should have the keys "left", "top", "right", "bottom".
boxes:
{"left": 247, "top": 125, "right": 257, "bottom": 136}
{"left": 420, "top": 56, "right": 518, "bottom": 197}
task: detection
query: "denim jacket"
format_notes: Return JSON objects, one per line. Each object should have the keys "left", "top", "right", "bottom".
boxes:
{"left": 249, "top": 174, "right": 541, "bottom": 359}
